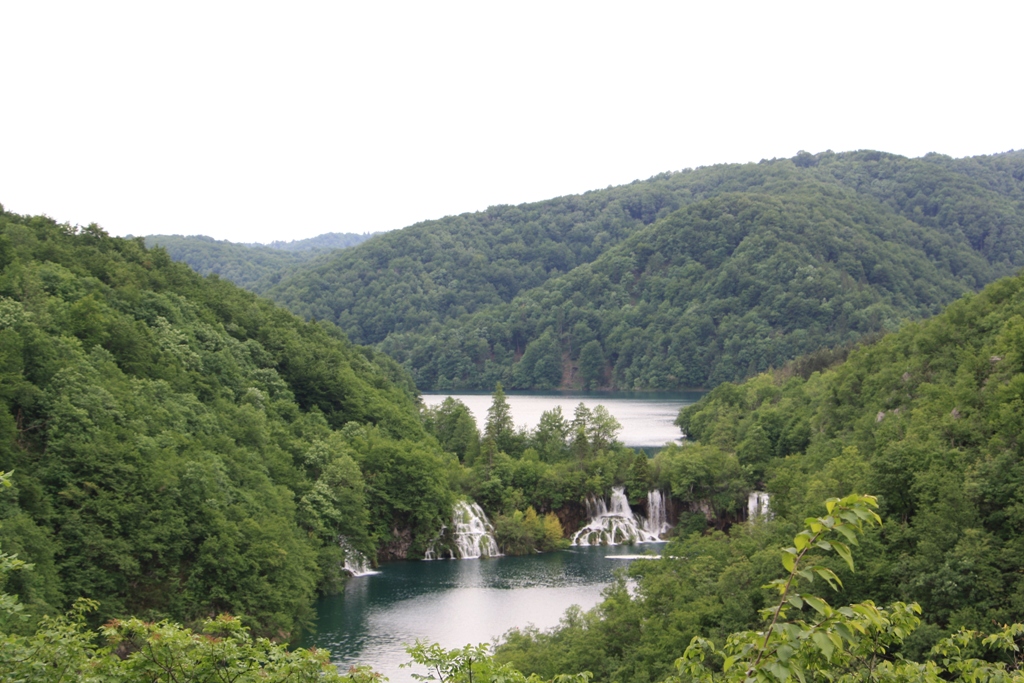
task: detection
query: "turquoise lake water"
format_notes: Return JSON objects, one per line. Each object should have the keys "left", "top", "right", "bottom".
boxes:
{"left": 306, "top": 544, "right": 664, "bottom": 682}
{"left": 306, "top": 392, "right": 705, "bottom": 680}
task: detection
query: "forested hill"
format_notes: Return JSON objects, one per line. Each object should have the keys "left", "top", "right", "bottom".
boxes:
{"left": 0, "top": 210, "right": 458, "bottom": 636}
{"left": 383, "top": 184, "right": 992, "bottom": 390}
{"left": 142, "top": 231, "right": 376, "bottom": 292}
{"left": 494, "top": 267, "right": 1024, "bottom": 683}
{"left": 266, "top": 149, "right": 1024, "bottom": 391}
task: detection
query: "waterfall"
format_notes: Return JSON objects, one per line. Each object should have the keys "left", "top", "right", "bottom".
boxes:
{"left": 571, "top": 487, "right": 670, "bottom": 546}
{"left": 425, "top": 500, "right": 500, "bottom": 560}
{"left": 340, "top": 537, "right": 379, "bottom": 576}
{"left": 747, "top": 491, "right": 771, "bottom": 520}
{"left": 642, "top": 489, "right": 672, "bottom": 538}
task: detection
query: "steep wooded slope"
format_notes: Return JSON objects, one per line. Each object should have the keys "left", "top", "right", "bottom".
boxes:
{"left": 495, "top": 268, "right": 1024, "bottom": 682}
{"left": 266, "top": 150, "right": 1024, "bottom": 390}
{"left": 382, "top": 181, "right": 994, "bottom": 389}
{"left": 0, "top": 211, "right": 454, "bottom": 635}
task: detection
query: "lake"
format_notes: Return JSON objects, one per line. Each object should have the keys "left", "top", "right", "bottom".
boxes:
{"left": 305, "top": 391, "right": 705, "bottom": 680}
{"left": 305, "top": 543, "right": 664, "bottom": 681}
{"left": 421, "top": 390, "right": 706, "bottom": 448}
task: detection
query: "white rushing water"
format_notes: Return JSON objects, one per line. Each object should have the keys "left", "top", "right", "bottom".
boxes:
{"left": 571, "top": 487, "right": 671, "bottom": 545}
{"left": 642, "top": 489, "right": 672, "bottom": 538}
{"left": 425, "top": 500, "right": 501, "bottom": 560}
{"left": 340, "top": 538, "right": 380, "bottom": 577}
{"left": 747, "top": 491, "right": 771, "bottom": 520}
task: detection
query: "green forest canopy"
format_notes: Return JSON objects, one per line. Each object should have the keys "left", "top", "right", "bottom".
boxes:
{"left": 4, "top": 197, "right": 1024, "bottom": 680}
{"left": 0, "top": 206, "right": 666, "bottom": 640}
{"left": 261, "top": 149, "right": 1024, "bottom": 391}
{"left": 142, "top": 231, "right": 376, "bottom": 292}
{"left": 492, "top": 266, "right": 1024, "bottom": 683}
{"left": 0, "top": 210, "right": 449, "bottom": 637}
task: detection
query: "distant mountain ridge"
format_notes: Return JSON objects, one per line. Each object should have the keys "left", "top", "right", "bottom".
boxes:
{"left": 250, "top": 231, "right": 378, "bottom": 252}
{"left": 261, "top": 149, "right": 1024, "bottom": 391}
{"left": 142, "top": 231, "right": 377, "bottom": 291}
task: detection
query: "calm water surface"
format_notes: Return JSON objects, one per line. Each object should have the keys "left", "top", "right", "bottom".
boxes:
{"left": 421, "top": 391, "right": 705, "bottom": 448}
{"left": 307, "top": 392, "right": 702, "bottom": 680}
{"left": 306, "top": 544, "right": 664, "bottom": 682}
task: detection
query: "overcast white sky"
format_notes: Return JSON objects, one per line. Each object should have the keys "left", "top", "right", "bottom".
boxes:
{"left": 1, "top": 1, "right": 1021, "bottom": 244}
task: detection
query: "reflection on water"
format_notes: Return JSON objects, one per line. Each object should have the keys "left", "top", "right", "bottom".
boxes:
{"left": 421, "top": 391, "right": 705, "bottom": 448}
{"left": 306, "top": 544, "right": 665, "bottom": 682}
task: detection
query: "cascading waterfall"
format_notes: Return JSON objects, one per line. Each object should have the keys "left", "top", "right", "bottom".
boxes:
{"left": 425, "top": 500, "right": 500, "bottom": 560}
{"left": 340, "top": 537, "right": 379, "bottom": 576}
{"left": 747, "top": 491, "right": 771, "bottom": 520}
{"left": 571, "top": 487, "right": 671, "bottom": 546}
{"left": 642, "top": 489, "right": 672, "bottom": 538}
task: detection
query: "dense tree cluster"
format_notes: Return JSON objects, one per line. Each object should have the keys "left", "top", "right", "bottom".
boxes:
{"left": 382, "top": 184, "right": 995, "bottom": 390}
{"left": 492, "top": 267, "right": 1024, "bottom": 682}
{"left": 422, "top": 386, "right": 651, "bottom": 554}
{"left": 143, "top": 231, "right": 375, "bottom": 292}
{"left": 254, "top": 150, "right": 1024, "bottom": 391}
{"left": 5, "top": 183, "right": 1024, "bottom": 679}
{"left": 0, "top": 210, "right": 445, "bottom": 637}
{"left": 0, "top": 206, "right": 665, "bottom": 640}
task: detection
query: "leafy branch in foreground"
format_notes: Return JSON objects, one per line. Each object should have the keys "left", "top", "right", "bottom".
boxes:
{"left": 404, "top": 641, "right": 592, "bottom": 683}
{"left": 677, "top": 494, "right": 1024, "bottom": 683}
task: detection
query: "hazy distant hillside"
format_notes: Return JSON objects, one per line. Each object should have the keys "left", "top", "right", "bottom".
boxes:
{"left": 143, "top": 231, "right": 376, "bottom": 292}
{"left": 253, "top": 231, "right": 378, "bottom": 252}
{"left": 264, "top": 149, "right": 1024, "bottom": 391}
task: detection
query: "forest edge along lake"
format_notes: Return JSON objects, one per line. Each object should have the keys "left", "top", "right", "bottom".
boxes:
{"left": 421, "top": 390, "right": 706, "bottom": 449}
{"left": 307, "top": 542, "right": 668, "bottom": 682}
{"left": 306, "top": 391, "right": 705, "bottom": 680}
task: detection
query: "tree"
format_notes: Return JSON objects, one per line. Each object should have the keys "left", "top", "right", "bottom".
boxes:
{"left": 578, "top": 340, "right": 605, "bottom": 389}
{"left": 587, "top": 405, "right": 621, "bottom": 452}
{"left": 678, "top": 494, "right": 1024, "bottom": 683}
{"left": 533, "top": 407, "right": 570, "bottom": 462}
{"left": 424, "top": 397, "right": 480, "bottom": 464}
{"left": 514, "top": 330, "right": 563, "bottom": 389}
{"left": 485, "top": 383, "right": 518, "bottom": 456}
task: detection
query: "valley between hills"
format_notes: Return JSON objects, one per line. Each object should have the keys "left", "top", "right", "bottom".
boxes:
{"left": 2, "top": 148, "right": 1024, "bottom": 681}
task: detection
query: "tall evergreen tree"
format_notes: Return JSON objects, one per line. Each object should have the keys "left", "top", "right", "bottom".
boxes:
{"left": 485, "top": 383, "right": 517, "bottom": 458}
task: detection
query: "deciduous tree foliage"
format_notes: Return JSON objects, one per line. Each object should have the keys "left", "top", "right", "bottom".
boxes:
{"left": 143, "top": 231, "right": 376, "bottom": 292}
{"left": 259, "top": 150, "right": 1024, "bottom": 390}
{"left": 0, "top": 211, "right": 448, "bottom": 636}
{"left": 495, "top": 269, "right": 1024, "bottom": 682}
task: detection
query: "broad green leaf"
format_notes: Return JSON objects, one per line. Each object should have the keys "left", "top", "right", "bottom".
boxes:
{"left": 832, "top": 540, "right": 855, "bottom": 572}
{"left": 782, "top": 623, "right": 805, "bottom": 640}
{"left": 834, "top": 622, "right": 855, "bottom": 643}
{"left": 813, "top": 567, "right": 842, "bottom": 590}
{"left": 812, "top": 631, "right": 834, "bottom": 658}
{"left": 802, "top": 595, "right": 829, "bottom": 616}
{"left": 782, "top": 550, "right": 797, "bottom": 573}
{"left": 787, "top": 595, "right": 805, "bottom": 609}
{"left": 833, "top": 524, "right": 858, "bottom": 545}
{"left": 769, "top": 661, "right": 791, "bottom": 683}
